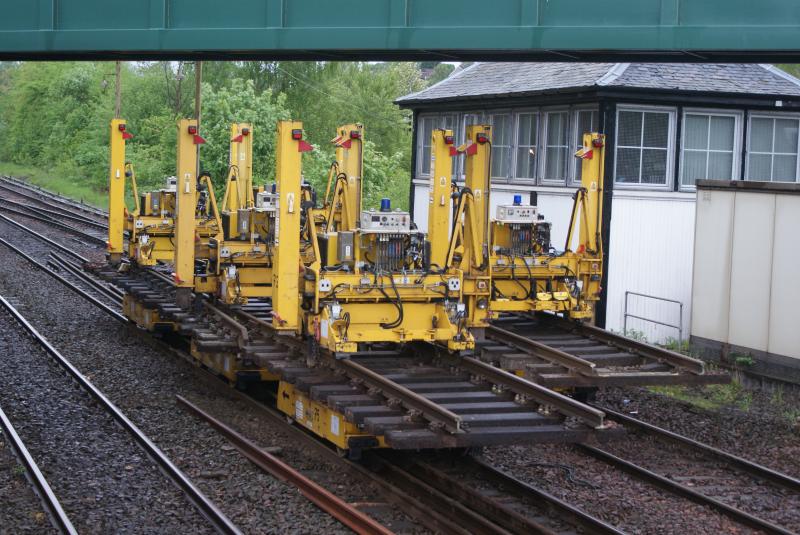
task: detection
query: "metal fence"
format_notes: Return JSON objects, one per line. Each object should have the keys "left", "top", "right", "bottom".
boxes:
{"left": 623, "top": 291, "right": 684, "bottom": 345}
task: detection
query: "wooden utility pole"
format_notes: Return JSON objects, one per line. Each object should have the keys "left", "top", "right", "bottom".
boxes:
{"left": 194, "top": 61, "right": 202, "bottom": 124}
{"left": 114, "top": 61, "right": 121, "bottom": 118}
{"left": 194, "top": 61, "right": 202, "bottom": 172}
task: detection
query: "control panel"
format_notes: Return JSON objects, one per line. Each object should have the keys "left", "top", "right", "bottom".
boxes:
{"left": 360, "top": 210, "right": 411, "bottom": 232}
{"left": 255, "top": 191, "right": 278, "bottom": 210}
{"left": 495, "top": 204, "right": 538, "bottom": 223}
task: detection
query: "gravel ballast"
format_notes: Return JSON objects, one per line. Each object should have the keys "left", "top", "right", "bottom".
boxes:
{"left": 0, "top": 304, "right": 213, "bottom": 534}
{"left": 0, "top": 220, "right": 425, "bottom": 534}
{"left": 0, "top": 427, "right": 58, "bottom": 535}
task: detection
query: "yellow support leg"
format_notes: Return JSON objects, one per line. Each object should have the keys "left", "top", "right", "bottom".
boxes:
{"left": 174, "top": 119, "right": 201, "bottom": 307}
{"left": 272, "top": 120, "right": 310, "bottom": 332}
{"left": 107, "top": 118, "right": 129, "bottom": 264}
{"left": 427, "top": 129, "right": 454, "bottom": 269}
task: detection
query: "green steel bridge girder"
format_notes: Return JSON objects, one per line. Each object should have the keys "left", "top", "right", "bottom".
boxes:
{"left": 2, "top": 0, "right": 800, "bottom": 60}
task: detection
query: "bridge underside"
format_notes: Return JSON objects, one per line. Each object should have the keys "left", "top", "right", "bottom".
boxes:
{"left": 3, "top": 0, "right": 800, "bottom": 61}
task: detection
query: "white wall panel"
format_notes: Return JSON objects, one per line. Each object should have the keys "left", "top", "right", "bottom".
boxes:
{"left": 767, "top": 196, "right": 800, "bottom": 359}
{"left": 691, "top": 190, "right": 735, "bottom": 343}
{"left": 727, "top": 193, "right": 775, "bottom": 351}
{"left": 606, "top": 191, "right": 696, "bottom": 343}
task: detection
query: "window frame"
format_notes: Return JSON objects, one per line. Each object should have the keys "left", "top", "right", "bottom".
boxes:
{"left": 539, "top": 107, "right": 572, "bottom": 185}
{"left": 678, "top": 108, "right": 743, "bottom": 191}
{"left": 614, "top": 104, "right": 677, "bottom": 191}
{"left": 745, "top": 111, "right": 800, "bottom": 183}
{"left": 487, "top": 110, "right": 514, "bottom": 182}
{"left": 416, "top": 113, "right": 440, "bottom": 177}
{"left": 569, "top": 106, "right": 600, "bottom": 185}
{"left": 511, "top": 108, "right": 541, "bottom": 184}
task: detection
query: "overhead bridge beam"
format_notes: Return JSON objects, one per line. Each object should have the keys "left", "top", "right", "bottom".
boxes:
{"left": 3, "top": 1, "right": 800, "bottom": 61}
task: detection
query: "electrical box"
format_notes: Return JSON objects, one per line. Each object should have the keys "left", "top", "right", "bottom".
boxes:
{"left": 164, "top": 176, "right": 177, "bottom": 191}
{"left": 256, "top": 191, "right": 277, "bottom": 211}
{"left": 495, "top": 204, "right": 538, "bottom": 223}
{"left": 337, "top": 231, "right": 354, "bottom": 262}
{"left": 150, "top": 193, "right": 160, "bottom": 213}
{"left": 237, "top": 208, "right": 250, "bottom": 238}
{"left": 361, "top": 210, "right": 411, "bottom": 232}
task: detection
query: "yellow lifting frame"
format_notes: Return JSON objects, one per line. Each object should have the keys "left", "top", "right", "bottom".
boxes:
{"left": 174, "top": 118, "right": 200, "bottom": 295}
{"left": 107, "top": 118, "right": 128, "bottom": 263}
{"left": 325, "top": 123, "right": 364, "bottom": 232}
{"left": 427, "top": 129, "right": 454, "bottom": 269}
{"left": 567, "top": 133, "right": 605, "bottom": 256}
{"left": 272, "top": 120, "right": 307, "bottom": 332}
{"left": 228, "top": 122, "right": 254, "bottom": 210}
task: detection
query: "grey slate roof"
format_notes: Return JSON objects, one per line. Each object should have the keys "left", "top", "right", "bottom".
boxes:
{"left": 396, "top": 63, "right": 800, "bottom": 105}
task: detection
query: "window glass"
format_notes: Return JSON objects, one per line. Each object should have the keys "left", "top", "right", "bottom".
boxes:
{"left": 543, "top": 111, "right": 569, "bottom": 182}
{"left": 709, "top": 116, "right": 735, "bottom": 151}
{"left": 573, "top": 109, "right": 598, "bottom": 182}
{"left": 419, "top": 116, "right": 436, "bottom": 175}
{"left": 680, "top": 112, "right": 737, "bottom": 187}
{"left": 489, "top": 113, "right": 511, "bottom": 179}
{"left": 747, "top": 115, "right": 800, "bottom": 182}
{"left": 615, "top": 109, "right": 672, "bottom": 186}
{"left": 515, "top": 112, "right": 538, "bottom": 180}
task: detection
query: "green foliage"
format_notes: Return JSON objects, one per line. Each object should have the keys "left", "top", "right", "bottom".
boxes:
{"left": 199, "top": 79, "right": 289, "bottom": 193}
{"left": 649, "top": 380, "right": 753, "bottom": 412}
{"left": 731, "top": 352, "right": 755, "bottom": 367}
{"left": 0, "top": 60, "right": 420, "bottom": 208}
{"left": 426, "top": 63, "right": 455, "bottom": 86}
{"left": 622, "top": 329, "right": 648, "bottom": 343}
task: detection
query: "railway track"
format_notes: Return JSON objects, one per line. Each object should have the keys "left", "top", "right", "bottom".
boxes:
{"left": 0, "top": 202, "right": 625, "bottom": 534}
{"left": 482, "top": 314, "right": 728, "bottom": 389}
{"left": 0, "top": 295, "right": 239, "bottom": 534}
{"left": 7, "top": 181, "right": 796, "bottom": 534}
{"left": 0, "top": 202, "right": 107, "bottom": 246}
{"left": 0, "top": 223, "right": 418, "bottom": 533}
{"left": 367, "top": 451, "right": 622, "bottom": 535}
{"left": 0, "top": 401, "right": 76, "bottom": 534}
{"left": 579, "top": 405, "right": 800, "bottom": 535}
{"left": 0, "top": 175, "right": 107, "bottom": 221}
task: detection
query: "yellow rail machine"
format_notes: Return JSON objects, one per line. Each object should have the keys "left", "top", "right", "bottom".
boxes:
{"left": 106, "top": 118, "right": 220, "bottom": 270}
{"left": 300, "top": 126, "right": 473, "bottom": 354}
{"left": 213, "top": 123, "right": 300, "bottom": 304}
{"left": 451, "top": 127, "right": 605, "bottom": 325}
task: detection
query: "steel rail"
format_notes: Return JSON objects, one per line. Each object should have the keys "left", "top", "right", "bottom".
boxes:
{"left": 0, "top": 176, "right": 108, "bottom": 216}
{"left": 365, "top": 454, "right": 511, "bottom": 535}
{"left": 0, "top": 204, "right": 106, "bottom": 245}
{"left": 0, "top": 177, "right": 107, "bottom": 219}
{"left": 458, "top": 357, "right": 606, "bottom": 428}
{"left": 0, "top": 196, "right": 107, "bottom": 230}
{"left": 0, "top": 404, "right": 78, "bottom": 535}
{"left": 466, "top": 456, "right": 624, "bottom": 535}
{"left": 203, "top": 301, "right": 250, "bottom": 345}
{"left": 577, "top": 444, "right": 793, "bottom": 535}
{"left": 47, "top": 253, "right": 125, "bottom": 304}
{"left": 0, "top": 238, "right": 126, "bottom": 322}
{"left": 410, "top": 461, "right": 562, "bottom": 535}
{"left": 160, "top": 339, "right": 466, "bottom": 535}
{"left": 548, "top": 316, "right": 706, "bottom": 374}
{"left": 596, "top": 404, "right": 800, "bottom": 493}
{"left": 176, "top": 395, "right": 395, "bottom": 535}
{"left": 337, "top": 358, "right": 464, "bottom": 433}
{"left": 486, "top": 325, "right": 598, "bottom": 375}
{"left": 0, "top": 213, "right": 90, "bottom": 263}
{"left": 0, "top": 296, "right": 242, "bottom": 535}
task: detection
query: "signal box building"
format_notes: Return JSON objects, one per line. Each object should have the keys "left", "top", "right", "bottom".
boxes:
{"left": 397, "top": 62, "right": 800, "bottom": 345}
